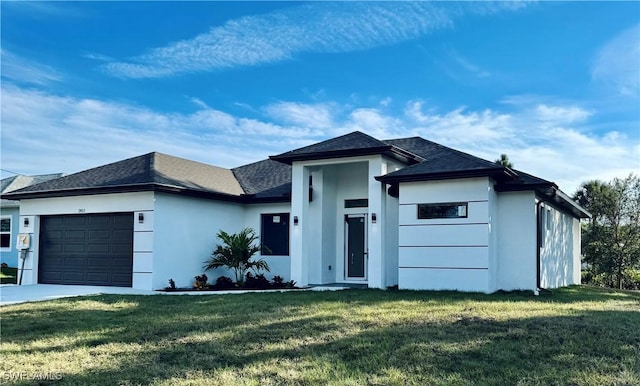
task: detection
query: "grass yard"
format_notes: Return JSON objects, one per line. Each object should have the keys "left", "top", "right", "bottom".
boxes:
{"left": 0, "top": 267, "right": 18, "bottom": 284}
{"left": 1, "top": 286, "right": 638, "bottom": 386}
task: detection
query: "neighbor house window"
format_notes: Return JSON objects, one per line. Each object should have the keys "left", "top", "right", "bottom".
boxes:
{"left": 261, "top": 213, "right": 290, "bottom": 256}
{"left": 0, "top": 217, "right": 11, "bottom": 249}
{"left": 417, "top": 202, "right": 468, "bottom": 219}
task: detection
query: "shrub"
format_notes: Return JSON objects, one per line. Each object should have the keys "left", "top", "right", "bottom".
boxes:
{"left": 272, "top": 275, "right": 285, "bottom": 288}
{"left": 244, "top": 272, "right": 271, "bottom": 289}
{"left": 165, "top": 278, "right": 177, "bottom": 291}
{"left": 203, "top": 228, "right": 270, "bottom": 286}
{"left": 213, "top": 275, "right": 235, "bottom": 290}
{"left": 193, "top": 274, "right": 209, "bottom": 290}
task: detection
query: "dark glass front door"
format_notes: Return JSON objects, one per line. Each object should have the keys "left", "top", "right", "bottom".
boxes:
{"left": 346, "top": 215, "right": 366, "bottom": 279}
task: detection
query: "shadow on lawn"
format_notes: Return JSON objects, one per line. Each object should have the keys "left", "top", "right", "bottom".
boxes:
{"left": 1, "top": 287, "right": 639, "bottom": 385}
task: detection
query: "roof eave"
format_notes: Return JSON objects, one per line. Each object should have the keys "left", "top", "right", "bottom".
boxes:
{"left": 376, "top": 168, "right": 513, "bottom": 184}
{"left": 270, "top": 146, "right": 395, "bottom": 165}
{"left": 1, "top": 183, "right": 245, "bottom": 203}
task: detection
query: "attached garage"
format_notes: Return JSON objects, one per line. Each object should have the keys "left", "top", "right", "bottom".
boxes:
{"left": 38, "top": 213, "right": 134, "bottom": 287}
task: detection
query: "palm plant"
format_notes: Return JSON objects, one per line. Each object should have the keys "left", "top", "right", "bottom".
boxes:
{"left": 203, "top": 228, "right": 270, "bottom": 286}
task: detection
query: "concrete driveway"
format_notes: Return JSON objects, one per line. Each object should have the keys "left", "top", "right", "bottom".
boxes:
{"left": 0, "top": 284, "right": 156, "bottom": 306}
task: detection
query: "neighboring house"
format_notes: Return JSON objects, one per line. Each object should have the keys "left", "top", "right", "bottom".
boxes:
{"left": 2, "top": 132, "right": 590, "bottom": 293}
{"left": 1, "top": 174, "right": 65, "bottom": 267}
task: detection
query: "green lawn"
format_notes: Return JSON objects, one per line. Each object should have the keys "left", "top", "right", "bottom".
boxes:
{"left": 0, "top": 267, "right": 17, "bottom": 284}
{"left": 1, "top": 286, "right": 638, "bottom": 386}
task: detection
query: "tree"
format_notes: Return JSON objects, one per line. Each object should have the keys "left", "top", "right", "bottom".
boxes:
{"left": 495, "top": 154, "right": 514, "bottom": 168}
{"left": 203, "top": 228, "right": 270, "bottom": 286}
{"left": 574, "top": 174, "right": 640, "bottom": 289}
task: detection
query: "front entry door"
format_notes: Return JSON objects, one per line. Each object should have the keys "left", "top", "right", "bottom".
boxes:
{"left": 345, "top": 214, "right": 367, "bottom": 280}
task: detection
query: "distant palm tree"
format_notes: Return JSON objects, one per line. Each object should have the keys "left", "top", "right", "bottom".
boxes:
{"left": 203, "top": 228, "right": 270, "bottom": 285}
{"left": 495, "top": 154, "right": 514, "bottom": 168}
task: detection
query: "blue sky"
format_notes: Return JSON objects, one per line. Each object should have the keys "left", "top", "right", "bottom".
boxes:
{"left": 1, "top": 1, "right": 638, "bottom": 194}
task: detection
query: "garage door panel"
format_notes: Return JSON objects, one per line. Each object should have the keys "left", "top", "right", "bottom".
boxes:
{"left": 111, "top": 258, "right": 133, "bottom": 268}
{"left": 64, "top": 230, "right": 86, "bottom": 239}
{"left": 64, "top": 243, "right": 86, "bottom": 253}
{"left": 39, "top": 213, "right": 133, "bottom": 287}
{"left": 89, "top": 230, "right": 110, "bottom": 239}
{"left": 111, "top": 243, "right": 134, "bottom": 254}
{"left": 86, "top": 273, "right": 110, "bottom": 283}
{"left": 65, "top": 217, "right": 87, "bottom": 228}
{"left": 88, "top": 243, "right": 110, "bottom": 253}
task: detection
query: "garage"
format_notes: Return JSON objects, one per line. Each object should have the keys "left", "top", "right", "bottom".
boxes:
{"left": 38, "top": 213, "right": 134, "bottom": 287}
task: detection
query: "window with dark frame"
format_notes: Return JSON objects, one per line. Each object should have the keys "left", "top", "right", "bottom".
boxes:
{"left": 345, "top": 199, "right": 368, "bottom": 208}
{"left": 260, "top": 213, "right": 290, "bottom": 256}
{"left": 0, "top": 217, "right": 11, "bottom": 249}
{"left": 417, "top": 202, "right": 468, "bottom": 219}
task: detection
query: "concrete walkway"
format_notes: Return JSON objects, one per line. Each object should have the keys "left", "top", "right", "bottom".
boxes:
{"left": 0, "top": 284, "right": 350, "bottom": 306}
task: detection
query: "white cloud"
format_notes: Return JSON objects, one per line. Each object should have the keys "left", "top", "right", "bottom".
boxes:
{"left": 592, "top": 23, "right": 640, "bottom": 97}
{"left": 0, "top": 50, "right": 63, "bottom": 86}
{"left": 534, "top": 104, "right": 593, "bottom": 124}
{"left": 0, "top": 85, "right": 310, "bottom": 176}
{"left": 264, "top": 102, "right": 334, "bottom": 130}
{"left": 103, "top": 2, "right": 525, "bottom": 78}
{"left": 1, "top": 84, "right": 635, "bottom": 195}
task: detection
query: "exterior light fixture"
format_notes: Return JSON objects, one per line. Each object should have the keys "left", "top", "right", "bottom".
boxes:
{"left": 138, "top": 213, "right": 144, "bottom": 224}
{"left": 371, "top": 213, "right": 377, "bottom": 223}
{"left": 293, "top": 216, "right": 299, "bottom": 226}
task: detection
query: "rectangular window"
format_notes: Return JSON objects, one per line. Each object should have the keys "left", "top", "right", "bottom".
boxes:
{"left": 261, "top": 213, "right": 290, "bottom": 256}
{"left": 417, "top": 202, "right": 468, "bottom": 219}
{"left": 345, "top": 199, "right": 368, "bottom": 208}
{"left": 0, "top": 217, "right": 11, "bottom": 249}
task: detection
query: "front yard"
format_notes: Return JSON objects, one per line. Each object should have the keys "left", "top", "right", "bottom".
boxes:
{"left": 1, "top": 286, "right": 638, "bottom": 385}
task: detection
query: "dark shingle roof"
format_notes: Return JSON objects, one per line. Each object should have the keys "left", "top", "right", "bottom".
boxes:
{"left": 3, "top": 153, "right": 243, "bottom": 199}
{"left": 378, "top": 137, "right": 515, "bottom": 183}
{"left": 270, "top": 131, "right": 422, "bottom": 165}
{"left": 232, "top": 159, "right": 291, "bottom": 201}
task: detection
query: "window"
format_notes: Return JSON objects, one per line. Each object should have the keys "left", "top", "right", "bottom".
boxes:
{"left": 0, "top": 217, "right": 11, "bottom": 249}
{"left": 345, "top": 199, "right": 368, "bottom": 208}
{"left": 417, "top": 202, "right": 468, "bottom": 219}
{"left": 261, "top": 213, "right": 290, "bottom": 256}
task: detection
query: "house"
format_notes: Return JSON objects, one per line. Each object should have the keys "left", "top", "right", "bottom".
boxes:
{"left": 1, "top": 132, "right": 590, "bottom": 293}
{"left": 1, "top": 174, "right": 65, "bottom": 268}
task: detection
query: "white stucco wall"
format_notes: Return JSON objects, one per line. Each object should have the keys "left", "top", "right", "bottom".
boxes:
{"left": 495, "top": 191, "right": 537, "bottom": 291}
{"left": 17, "top": 192, "right": 154, "bottom": 288}
{"left": 152, "top": 192, "right": 244, "bottom": 289}
{"left": 539, "top": 203, "right": 581, "bottom": 288}
{"left": 243, "top": 202, "right": 292, "bottom": 281}
{"left": 398, "top": 178, "right": 491, "bottom": 292}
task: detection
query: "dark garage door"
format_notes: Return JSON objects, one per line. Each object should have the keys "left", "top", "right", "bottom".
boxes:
{"left": 39, "top": 213, "right": 134, "bottom": 287}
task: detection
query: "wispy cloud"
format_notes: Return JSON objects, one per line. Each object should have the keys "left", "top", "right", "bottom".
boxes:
{"left": 264, "top": 102, "right": 334, "bottom": 130}
{"left": 592, "top": 23, "right": 640, "bottom": 97}
{"left": 0, "top": 50, "right": 63, "bottom": 86}
{"left": 103, "top": 2, "right": 525, "bottom": 78}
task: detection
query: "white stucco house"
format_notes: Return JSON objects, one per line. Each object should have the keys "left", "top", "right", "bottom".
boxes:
{"left": 1, "top": 132, "right": 590, "bottom": 293}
